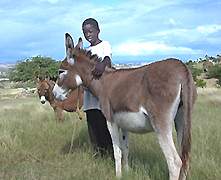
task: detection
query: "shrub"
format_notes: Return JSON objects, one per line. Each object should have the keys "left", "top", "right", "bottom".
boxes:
{"left": 186, "top": 62, "right": 203, "bottom": 81}
{"left": 207, "top": 64, "right": 221, "bottom": 86}
{"left": 195, "top": 79, "right": 207, "bottom": 88}
{"left": 8, "top": 56, "right": 60, "bottom": 82}
{"left": 207, "top": 64, "right": 221, "bottom": 78}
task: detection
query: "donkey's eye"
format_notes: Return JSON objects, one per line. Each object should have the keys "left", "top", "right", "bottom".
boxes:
{"left": 58, "top": 69, "right": 65, "bottom": 74}
{"left": 58, "top": 69, "right": 68, "bottom": 76}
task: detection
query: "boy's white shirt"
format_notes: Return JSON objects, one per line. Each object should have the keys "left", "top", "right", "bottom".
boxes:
{"left": 83, "top": 41, "right": 112, "bottom": 111}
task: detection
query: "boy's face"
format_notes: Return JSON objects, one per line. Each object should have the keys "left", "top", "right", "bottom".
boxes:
{"left": 82, "top": 24, "right": 99, "bottom": 46}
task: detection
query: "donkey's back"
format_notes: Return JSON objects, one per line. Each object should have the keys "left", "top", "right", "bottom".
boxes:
{"left": 105, "top": 58, "right": 196, "bottom": 115}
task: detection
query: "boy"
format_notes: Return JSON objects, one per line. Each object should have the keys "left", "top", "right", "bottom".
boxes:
{"left": 82, "top": 18, "right": 113, "bottom": 156}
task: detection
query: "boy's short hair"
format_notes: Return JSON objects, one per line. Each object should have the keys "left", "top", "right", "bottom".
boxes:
{"left": 82, "top": 18, "right": 100, "bottom": 31}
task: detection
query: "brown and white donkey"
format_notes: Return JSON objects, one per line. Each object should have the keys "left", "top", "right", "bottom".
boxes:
{"left": 53, "top": 33, "right": 197, "bottom": 180}
{"left": 37, "top": 77, "right": 84, "bottom": 121}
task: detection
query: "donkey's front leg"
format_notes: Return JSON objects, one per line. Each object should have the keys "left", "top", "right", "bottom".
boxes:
{"left": 107, "top": 121, "right": 122, "bottom": 178}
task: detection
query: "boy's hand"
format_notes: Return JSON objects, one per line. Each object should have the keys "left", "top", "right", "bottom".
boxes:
{"left": 92, "top": 61, "right": 106, "bottom": 78}
{"left": 92, "top": 57, "right": 111, "bottom": 79}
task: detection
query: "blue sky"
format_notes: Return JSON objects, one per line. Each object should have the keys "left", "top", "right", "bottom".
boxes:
{"left": 0, "top": 0, "right": 221, "bottom": 64}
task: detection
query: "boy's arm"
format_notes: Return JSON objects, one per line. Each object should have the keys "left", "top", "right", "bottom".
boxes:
{"left": 92, "top": 41, "right": 112, "bottom": 78}
{"left": 92, "top": 56, "right": 111, "bottom": 77}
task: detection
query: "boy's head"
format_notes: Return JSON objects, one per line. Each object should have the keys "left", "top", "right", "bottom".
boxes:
{"left": 82, "top": 18, "right": 100, "bottom": 31}
{"left": 82, "top": 18, "right": 101, "bottom": 46}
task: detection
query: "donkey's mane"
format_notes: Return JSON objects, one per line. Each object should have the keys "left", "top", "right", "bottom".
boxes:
{"left": 76, "top": 48, "right": 102, "bottom": 63}
{"left": 74, "top": 48, "right": 142, "bottom": 72}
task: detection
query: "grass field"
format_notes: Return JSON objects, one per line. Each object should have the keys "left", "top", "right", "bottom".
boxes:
{"left": 0, "top": 88, "right": 221, "bottom": 180}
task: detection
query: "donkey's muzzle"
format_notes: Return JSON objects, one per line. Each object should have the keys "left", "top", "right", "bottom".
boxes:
{"left": 40, "top": 96, "right": 46, "bottom": 104}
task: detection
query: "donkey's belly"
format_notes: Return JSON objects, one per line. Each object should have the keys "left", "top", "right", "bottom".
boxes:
{"left": 113, "top": 108, "right": 153, "bottom": 133}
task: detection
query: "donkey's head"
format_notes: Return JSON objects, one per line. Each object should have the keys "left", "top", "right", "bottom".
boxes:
{"left": 57, "top": 33, "right": 82, "bottom": 90}
{"left": 37, "top": 77, "right": 52, "bottom": 104}
{"left": 55, "top": 33, "right": 100, "bottom": 101}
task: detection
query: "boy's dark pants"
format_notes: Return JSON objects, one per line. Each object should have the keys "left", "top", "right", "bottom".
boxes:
{"left": 85, "top": 109, "right": 113, "bottom": 156}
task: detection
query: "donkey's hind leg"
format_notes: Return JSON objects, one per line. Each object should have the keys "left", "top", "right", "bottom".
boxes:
{"left": 174, "top": 106, "right": 184, "bottom": 155}
{"left": 106, "top": 121, "right": 122, "bottom": 178}
{"left": 175, "top": 106, "right": 189, "bottom": 180}
{"left": 120, "top": 130, "right": 129, "bottom": 171}
{"left": 157, "top": 127, "right": 182, "bottom": 180}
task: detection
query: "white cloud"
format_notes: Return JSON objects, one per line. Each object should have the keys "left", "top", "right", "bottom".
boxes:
{"left": 47, "top": 0, "right": 59, "bottom": 3}
{"left": 113, "top": 40, "right": 202, "bottom": 56}
{"left": 196, "top": 24, "right": 221, "bottom": 34}
{"left": 168, "top": 18, "right": 177, "bottom": 26}
{"left": 151, "top": 23, "right": 221, "bottom": 44}
{"left": 39, "top": 0, "right": 59, "bottom": 4}
{"left": 152, "top": 28, "right": 188, "bottom": 37}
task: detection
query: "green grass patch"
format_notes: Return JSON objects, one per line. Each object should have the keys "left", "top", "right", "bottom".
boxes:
{"left": 0, "top": 91, "right": 221, "bottom": 179}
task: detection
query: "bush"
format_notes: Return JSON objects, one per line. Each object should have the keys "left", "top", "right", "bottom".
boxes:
{"left": 207, "top": 64, "right": 221, "bottom": 78}
{"left": 186, "top": 62, "right": 203, "bottom": 81}
{"left": 195, "top": 79, "right": 207, "bottom": 88}
{"left": 216, "top": 77, "right": 221, "bottom": 87}
{"left": 207, "top": 64, "right": 221, "bottom": 86}
{"left": 8, "top": 56, "right": 60, "bottom": 82}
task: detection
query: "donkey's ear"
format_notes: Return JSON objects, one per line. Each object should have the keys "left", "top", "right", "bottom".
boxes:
{"left": 36, "top": 76, "right": 40, "bottom": 83}
{"left": 76, "top": 37, "right": 83, "bottom": 49}
{"left": 65, "top": 33, "right": 74, "bottom": 49}
{"left": 36, "top": 75, "right": 43, "bottom": 83}
{"left": 45, "top": 76, "right": 50, "bottom": 81}
{"left": 65, "top": 33, "right": 74, "bottom": 59}
{"left": 45, "top": 71, "right": 50, "bottom": 81}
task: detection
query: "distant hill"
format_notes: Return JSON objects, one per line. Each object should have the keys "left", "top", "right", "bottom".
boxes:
{"left": 0, "top": 64, "right": 15, "bottom": 72}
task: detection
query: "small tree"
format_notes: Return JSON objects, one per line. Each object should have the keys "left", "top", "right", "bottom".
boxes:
{"left": 207, "top": 64, "right": 221, "bottom": 86}
{"left": 186, "top": 61, "right": 203, "bottom": 81}
{"left": 195, "top": 79, "right": 207, "bottom": 88}
{"left": 9, "top": 56, "right": 60, "bottom": 82}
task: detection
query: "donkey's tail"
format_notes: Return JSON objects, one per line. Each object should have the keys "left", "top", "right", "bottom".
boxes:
{"left": 180, "top": 65, "right": 197, "bottom": 178}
